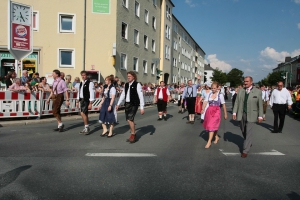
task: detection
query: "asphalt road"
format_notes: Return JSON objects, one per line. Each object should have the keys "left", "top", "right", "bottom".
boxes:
{"left": 0, "top": 101, "right": 300, "bottom": 200}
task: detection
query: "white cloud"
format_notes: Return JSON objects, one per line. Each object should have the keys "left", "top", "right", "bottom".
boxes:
{"left": 206, "top": 54, "right": 232, "bottom": 72}
{"left": 298, "top": 23, "right": 300, "bottom": 29}
{"left": 263, "top": 65, "right": 273, "bottom": 69}
{"left": 260, "top": 47, "right": 300, "bottom": 62}
{"left": 185, "top": 0, "right": 196, "bottom": 7}
{"left": 293, "top": 0, "right": 300, "bottom": 4}
{"left": 260, "top": 47, "right": 290, "bottom": 62}
{"left": 245, "top": 68, "right": 254, "bottom": 73}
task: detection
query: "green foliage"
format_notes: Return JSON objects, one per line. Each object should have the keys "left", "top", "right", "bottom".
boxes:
{"left": 226, "top": 68, "right": 244, "bottom": 87}
{"left": 211, "top": 68, "right": 227, "bottom": 85}
{"left": 258, "top": 71, "right": 285, "bottom": 86}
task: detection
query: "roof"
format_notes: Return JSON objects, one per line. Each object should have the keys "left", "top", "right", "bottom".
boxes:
{"left": 204, "top": 64, "right": 214, "bottom": 71}
{"left": 172, "top": 15, "right": 206, "bottom": 55}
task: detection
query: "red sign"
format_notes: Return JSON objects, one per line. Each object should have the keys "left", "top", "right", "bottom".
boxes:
{"left": 11, "top": 23, "right": 30, "bottom": 51}
{"left": 297, "top": 68, "right": 300, "bottom": 82}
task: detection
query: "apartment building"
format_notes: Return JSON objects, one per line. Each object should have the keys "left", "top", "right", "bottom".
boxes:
{"left": 0, "top": 0, "right": 205, "bottom": 85}
{"left": 171, "top": 15, "right": 205, "bottom": 84}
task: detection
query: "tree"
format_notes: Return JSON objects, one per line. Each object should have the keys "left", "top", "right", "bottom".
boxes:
{"left": 226, "top": 68, "right": 244, "bottom": 87}
{"left": 267, "top": 71, "right": 284, "bottom": 86}
{"left": 211, "top": 68, "right": 227, "bottom": 85}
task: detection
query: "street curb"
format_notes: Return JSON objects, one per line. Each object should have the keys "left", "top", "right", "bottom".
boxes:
{"left": 0, "top": 105, "right": 155, "bottom": 127}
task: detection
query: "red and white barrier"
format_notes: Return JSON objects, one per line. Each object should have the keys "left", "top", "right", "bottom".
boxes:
{"left": 0, "top": 90, "right": 155, "bottom": 119}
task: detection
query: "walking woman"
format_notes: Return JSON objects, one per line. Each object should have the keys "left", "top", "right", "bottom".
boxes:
{"left": 201, "top": 83, "right": 211, "bottom": 122}
{"left": 98, "top": 75, "right": 116, "bottom": 137}
{"left": 202, "top": 82, "right": 228, "bottom": 148}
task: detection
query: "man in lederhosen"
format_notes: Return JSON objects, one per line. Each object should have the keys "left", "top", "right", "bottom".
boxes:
{"left": 181, "top": 76, "right": 201, "bottom": 124}
{"left": 154, "top": 81, "right": 171, "bottom": 121}
{"left": 177, "top": 83, "right": 186, "bottom": 114}
{"left": 46, "top": 69, "right": 70, "bottom": 132}
{"left": 76, "top": 71, "right": 95, "bottom": 135}
{"left": 116, "top": 71, "right": 145, "bottom": 143}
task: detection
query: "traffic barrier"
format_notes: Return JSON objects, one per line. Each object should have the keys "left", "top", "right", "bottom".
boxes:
{"left": 0, "top": 90, "right": 154, "bottom": 119}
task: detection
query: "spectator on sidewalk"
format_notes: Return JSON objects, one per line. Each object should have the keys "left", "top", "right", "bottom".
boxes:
{"left": 65, "top": 75, "right": 75, "bottom": 91}
{"left": 8, "top": 78, "right": 27, "bottom": 92}
{"left": 46, "top": 69, "right": 70, "bottom": 132}
{"left": 38, "top": 77, "right": 51, "bottom": 93}
{"left": 73, "top": 77, "right": 80, "bottom": 87}
{"left": 60, "top": 72, "right": 66, "bottom": 81}
{"left": 6, "top": 70, "right": 16, "bottom": 89}
{"left": 21, "top": 70, "right": 29, "bottom": 86}
{"left": 33, "top": 72, "right": 40, "bottom": 83}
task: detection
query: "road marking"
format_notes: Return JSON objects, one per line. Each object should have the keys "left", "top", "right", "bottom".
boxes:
{"left": 219, "top": 149, "right": 285, "bottom": 156}
{"left": 85, "top": 153, "right": 157, "bottom": 157}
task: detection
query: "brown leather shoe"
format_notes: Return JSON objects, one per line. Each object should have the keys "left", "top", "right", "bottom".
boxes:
{"left": 190, "top": 121, "right": 194, "bottom": 124}
{"left": 186, "top": 121, "right": 191, "bottom": 124}
{"left": 241, "top": 153, "right": 247, "bottom": 158}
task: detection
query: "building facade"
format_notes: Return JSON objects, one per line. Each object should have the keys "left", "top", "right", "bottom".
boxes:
{"left": 0, "top": 0, "right": 205, "bottom": 86}
{"left": 273, "top": 55, "right": 300, "bottom": 86}
{"left": 204, "top": 64, "right": 214, "bottom": 83}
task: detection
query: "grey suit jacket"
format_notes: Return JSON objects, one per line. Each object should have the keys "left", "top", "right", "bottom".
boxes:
{"left": 233, "top": 87, "right": 263, "bottom": 122}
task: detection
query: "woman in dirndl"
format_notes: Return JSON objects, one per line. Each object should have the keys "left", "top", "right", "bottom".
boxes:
{"left": 195, "top": 86, "right": 203, "bottom": 114}
{"left": 202, "top": 82, "right": 227, "bottom": 149}
{"left": 200, "top": 83, "right": 211, "bottom": 122}
{"left": 99, "top": 75, "right": 116, "bottom": 137}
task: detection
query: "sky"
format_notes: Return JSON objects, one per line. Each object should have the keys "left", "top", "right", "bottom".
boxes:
{"left": 172, "top": 0, "right": 300, "bottom": 82}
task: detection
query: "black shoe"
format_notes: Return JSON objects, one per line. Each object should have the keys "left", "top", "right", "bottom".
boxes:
{"left": 53, "top": 128, "right": 59, "bottom": 131}
{"left": 107, "top": 133, "right": 116, "bottom": 138}
{"left": 178, "top": 111, "right": 181, "bottom": 113}
{"left": 58, "top": 124, "right": 64, "bottom": 132}
{"left": 164, "top": 117, "right": 167, "bottom": 121}
{"left": 200, "top": 120, "right": 204, "bottom": 123}
{"left": 157, "top": 118, "right": 163, "bottom": 121}
{"left": 278, "top": 130, "right": 282, "bottom": 133}
{"left": 271, "top": 130, "right": 278, "bottom": 133}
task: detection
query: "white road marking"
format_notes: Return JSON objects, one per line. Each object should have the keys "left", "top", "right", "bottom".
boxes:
{"left": 85, "top": 153, "right": 157, "bottom": 157}
{"left": 219, "top": 149, "right": 285, "bottom": 156}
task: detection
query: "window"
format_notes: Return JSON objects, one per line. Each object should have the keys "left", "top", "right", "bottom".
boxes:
{"left": 122, "top": 0, "right": 128, "bottom": 8}
{"left": 135, "top": 1, "right": 140, "bottom": 17}
{"left": 165, "top": 25, "right": 170, "bottom": 39}
{"left": 153, "top": 0, "right": 157, "bottom": 6}
{"left": 152, "top": 40, "right": 156, "bottom": 52}
{"left": 133, "top": 57, "right": 139, "bottom": 71}
{"left": 144, "top": 10, "right": 149, "bottom": 23}
{"left": 59, "top": 14, "right": 75, "bottom": 33}
{"left": 59, "top": 49, "right": 75, "bottom": 68}
{"left": 151, "top": 63, "right": 155, "bottom": 74}
{"left": 122, "top": 22, "right": 128, "bottom": 39}
{"left": 152, "top": 17, "right": 156, "bottom": 29}
{"left": 144, "top": 35, "right": 148, "bottom": 49}
{"left": 33, "top": 11, "right": 39, "bottom": 31}
{"left": 120, "top": 53, "right": 127, "bottom": 69}
{"left": 165, "top": 45, "right": 170, "bottom": 60}
{"left": 166, "top": 5, "right": 171, "bottom": 19}
{"left": 143, "top": 60, "right": 147, "bottom": 73}
{"left": 134, "top": 29, "right": 139, "bottom": 45}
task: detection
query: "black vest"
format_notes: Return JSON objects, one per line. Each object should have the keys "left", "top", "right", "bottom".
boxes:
{"left": 103, "top": 84, "right": 114, "bottom": 98}
{"left": 125, "top": 81, "right": 140, "bottom": 106}
{"left": 79, "top": 80, "right": 91, "bottom": 101}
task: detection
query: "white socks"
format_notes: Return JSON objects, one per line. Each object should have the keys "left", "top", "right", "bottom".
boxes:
{"left": 85, "top": 125, "right": 89, "bottom": 128}
{"left": 58, "top": 123, "right": 63, "bottom": 128}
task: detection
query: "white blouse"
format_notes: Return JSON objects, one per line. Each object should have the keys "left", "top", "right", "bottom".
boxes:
{"left": 204, "top": 92, "right": 225, "bottom": 104}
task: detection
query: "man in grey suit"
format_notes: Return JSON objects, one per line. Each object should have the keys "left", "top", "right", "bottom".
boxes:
{"left": 232, "top": 76, "right": 263, "bottom": 158}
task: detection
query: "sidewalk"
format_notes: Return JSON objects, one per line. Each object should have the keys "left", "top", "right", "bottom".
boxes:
{"left": 0, "top": 105, "right": 155, "bottom": 127}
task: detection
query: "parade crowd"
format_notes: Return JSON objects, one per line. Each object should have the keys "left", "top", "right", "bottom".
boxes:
{"left": 3, "top": 69, "right": 300, "bottom": 158}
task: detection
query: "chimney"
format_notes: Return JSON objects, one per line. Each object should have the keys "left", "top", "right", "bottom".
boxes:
{"left": 285, "top": 56, "right": 292, "bottom": 62}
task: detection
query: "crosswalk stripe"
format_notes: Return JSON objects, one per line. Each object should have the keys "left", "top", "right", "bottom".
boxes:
{"left": 219, "top": 149, "right": 285, "bottom": 156}
{"left": 85, "top": 153, "right": 157, "bottom": 157}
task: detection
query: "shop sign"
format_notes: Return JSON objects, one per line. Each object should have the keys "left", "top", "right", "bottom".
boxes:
{"left": 8, "top": 1, "right": 33, "bottom": 60}
{"left": 92, "top": 0, "right": 110, "bottom": 14}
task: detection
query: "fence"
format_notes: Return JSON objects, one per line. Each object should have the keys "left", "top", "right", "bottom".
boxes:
{"left": 0, "top": 91, "right": 155, "bottom": 119}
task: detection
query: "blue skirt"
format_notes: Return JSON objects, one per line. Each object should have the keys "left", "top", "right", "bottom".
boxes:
{"left": 99, "top": 98, "right": 116, "bottom": 124}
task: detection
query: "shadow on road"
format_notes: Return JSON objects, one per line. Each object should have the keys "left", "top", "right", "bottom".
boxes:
{"left": 64, "top": 119, "right": 98, "bottom": 132}
{"left": 0, "top": 165, "right": 32, "bottom": 190}
{"left": 259, "top": 122, "right": 273, "bottom": 132}
{"left": 135, "top": 125, "right": 156, "bottom": 142}
{"left": 223, "top": 131, "right": 244, "bottom": 153}
{"left": 229, "top": 119, "right": 240, "bottom": 127}
{"left": 199, "top": 130, "right": 221, "bottom": 142}
{"left": 287, "top": 191, "right": 300, "bottom": 200}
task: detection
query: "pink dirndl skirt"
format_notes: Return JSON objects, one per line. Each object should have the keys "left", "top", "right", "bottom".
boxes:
{"left": 203, "top": 106, "right": 221, "bottom": 132}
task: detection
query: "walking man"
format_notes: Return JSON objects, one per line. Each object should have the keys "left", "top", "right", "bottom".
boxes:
{"left": 116, "top": 71, "right": 145, "bottom": 143}
{"left": 46, "top": 70, "right": 70, "bottom": 132}
{"left": 261, "top": 85, "right": 269, "bottom": 121}
{"left": 76, "top": 71, "right": 95, "bottom": 135}
{"left": 269, "top": 81, "right": 292, "bottom": 133}
{"left": 154, "top": 81, "right": 171, "bottom": 121}
{"left": 181, "top": 76, "right": 201, "bottom": 124}
{"left": 233, "top": 76, "right": 263, "bottom": 158}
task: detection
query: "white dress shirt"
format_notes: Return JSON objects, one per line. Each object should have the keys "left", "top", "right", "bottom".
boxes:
{"left": 154, "top": 87, "right": 170, "bottom": 99}
{"left": 77, "top": 80, "right": 95, "bottom": 101}
{"left": 117, "top": 81, "right": 145, "bottom": 109}
{"left": 269, "top": 88, "right": 292, "bottom": 107}
{"left": 262, "top": 90, "right": 269, "bottom": 101}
